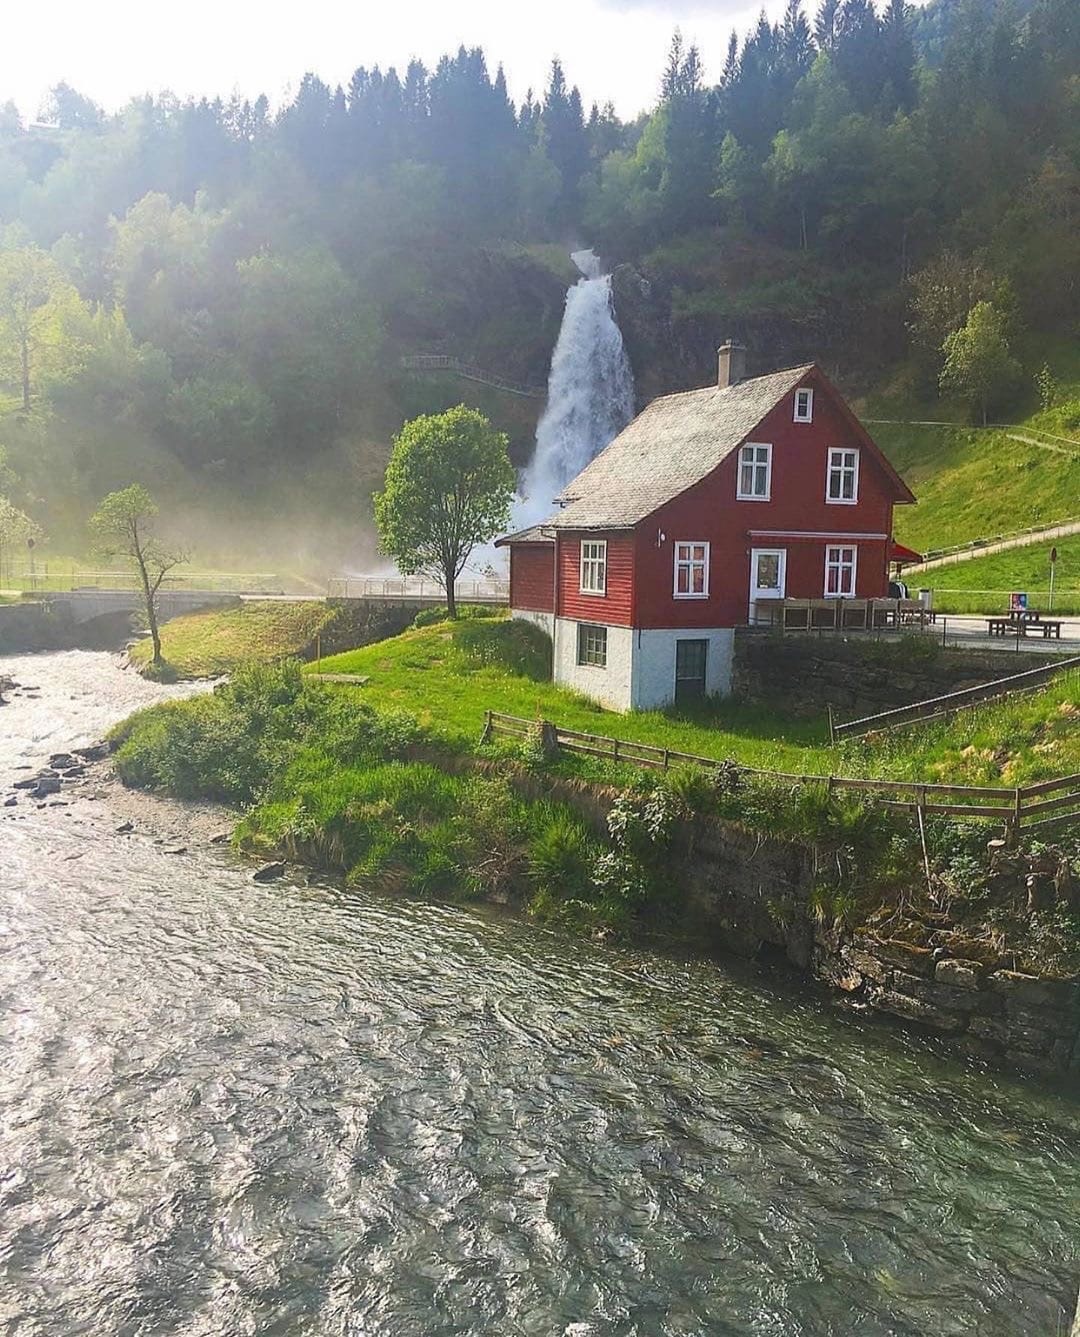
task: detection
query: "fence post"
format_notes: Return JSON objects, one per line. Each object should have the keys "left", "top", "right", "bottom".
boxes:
{"left": 828, "top": 704, "right": 835, "bottom": 746}
{"left": 1009, "top": 786, "right": 1022, "bottom": 846}
{"left": 480, "top": 710, "right": 493, "bottom": 744}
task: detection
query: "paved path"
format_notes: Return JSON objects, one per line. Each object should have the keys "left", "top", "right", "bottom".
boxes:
{"left": 907, "top": 518, "right": 1080, "bottom": 575}
{"left": 934, "top": 614, "right": 1080, "bottom": 654}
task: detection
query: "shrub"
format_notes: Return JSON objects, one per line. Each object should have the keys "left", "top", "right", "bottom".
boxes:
{"left": 413, "top": 603, "right": 505, "bottom": 628}
{"left": 528, "top": 813, "right": 596, "bottom": 902}
{"left": 451, "top": 617, "right": 552, "bottom": 681}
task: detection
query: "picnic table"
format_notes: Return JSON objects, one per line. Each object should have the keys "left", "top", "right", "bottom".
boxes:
{"left": 987, "top": 611, "right": 1062, "bottom": 639}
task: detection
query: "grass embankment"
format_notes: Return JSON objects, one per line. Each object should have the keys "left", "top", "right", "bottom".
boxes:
{"left": 309, "top": 618, "right": 1080, "bottom": 789}
{"left": 921, "top": 537, "right": 1080, "bottom": 616}
{"left": 129, "top": 600, "right": 334, "bottom": 677}
{"left": 875, "top": 421, "right": 1080, "bottom": 556}
{"left": 110, "top": 626, "right": 1080, "bottom": 969}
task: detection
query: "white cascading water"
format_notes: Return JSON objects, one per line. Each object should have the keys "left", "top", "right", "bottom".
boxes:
{"left": 512, "top": 249, "right": 634, "bottom": 530}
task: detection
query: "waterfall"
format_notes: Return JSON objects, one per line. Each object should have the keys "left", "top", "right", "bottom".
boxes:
{"left": 513, "top": 249, "right": 634, "bottom": 529}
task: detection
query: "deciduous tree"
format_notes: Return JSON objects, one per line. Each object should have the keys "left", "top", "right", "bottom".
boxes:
{"left": 374, "top": 406, "right": 513, "bottom": 618}
{"left": 939, "top": 301, "right": 1021, "bottom": 425}
{"left": 89, "top": 485, "right": 187, "bottom": 668}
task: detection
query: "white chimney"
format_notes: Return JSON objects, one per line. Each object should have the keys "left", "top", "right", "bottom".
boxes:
{"left": 717, "top": 340, "right": 747, "bottom": 389}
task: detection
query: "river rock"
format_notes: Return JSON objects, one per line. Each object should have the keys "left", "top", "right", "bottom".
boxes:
{"left": 4, "top": 796, "right": 16, "bottom": 807}
{"left": 76, "top": 744, "right": 108, "bottom": 762}
{"left": 34, "top": 777, "right": 62, "bottom": 796}
{"left": 934, "top": 958, "right": 984, "bottom": 990}
{"left": 13, "top": 777, "right": 38, "bottom": 790}
{"left": 116, "top": 821, "right": 134, "bottom": 834}
{"left": 253, "top": 862, "right": 286, "bottom": 883}
{"left": 49, "top": 753, "right": 76, "bottom": 769}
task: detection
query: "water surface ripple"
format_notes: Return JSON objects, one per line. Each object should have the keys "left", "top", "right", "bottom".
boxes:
{"left": 1, "top": 652, "right": 1077, "bottom": 1335}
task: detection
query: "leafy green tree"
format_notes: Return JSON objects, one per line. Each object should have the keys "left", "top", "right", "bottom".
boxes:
{"left": 90, "top": 484, "right": 187, "bottom": 667}
{"left": 373, "top": 406, "right": 513, "bottom": 618}
{"left": 0, "top": 247, "right": 66, "bottom": 410}
{"left": 939, "top": 301, "right": 1021, "bottom": 425}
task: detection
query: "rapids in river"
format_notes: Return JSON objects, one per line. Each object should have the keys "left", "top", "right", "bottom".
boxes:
{"left": 1, "top": 651, "right": 1078, "bottom": 1334}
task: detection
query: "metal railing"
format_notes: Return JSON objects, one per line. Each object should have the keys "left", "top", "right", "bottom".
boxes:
{"left": 327, "top": 575, "right": 509, "bottom": 603}
{"left": 400, "top": 354, "right": 547, "bottom": 399}
{"left": 482, "top": 710, "right": 1080, "bottom": 836}
{"left": 0, "top": 563, "right": 283, "bottom": 594}
{"left": 831, "top": 658, "right": 1080, "bottom": 740}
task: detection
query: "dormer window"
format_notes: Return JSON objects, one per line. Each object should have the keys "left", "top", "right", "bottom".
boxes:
{"left": 737, "top": 443, "right": 772, "bottom": 500}
{"left": 794, "top": 387, "right": 813, "bottom": 423}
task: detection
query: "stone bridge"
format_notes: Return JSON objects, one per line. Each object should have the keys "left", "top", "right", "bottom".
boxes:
{"left": 45, "top": 588, "right": 240, "bottom": 625}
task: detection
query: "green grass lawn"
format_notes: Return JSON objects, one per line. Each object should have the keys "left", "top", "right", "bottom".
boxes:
{"left": 928, "top": 536, "right": 1080, "bottom": 614}
{"left": 131, "top": 600, "right": 334, "bottom": 677}
{"left": 308, "top": 621, "right": 1080, "bottom": 788}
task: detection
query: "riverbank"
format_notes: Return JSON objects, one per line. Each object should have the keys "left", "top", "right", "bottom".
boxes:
{"left": 107, "top": 643, "right": 1080, "bottom": 1078}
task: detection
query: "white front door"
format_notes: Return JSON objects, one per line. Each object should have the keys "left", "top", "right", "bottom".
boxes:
{"left": 749, "top": 548, "right": 787, "bottom": 624}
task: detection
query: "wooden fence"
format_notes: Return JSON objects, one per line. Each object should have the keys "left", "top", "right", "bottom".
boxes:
{"left": 832, "top": 656, "right": 1080, "bottom": 740}
{"left": 482, "top": 710, "right": 1080, "bottom": 837}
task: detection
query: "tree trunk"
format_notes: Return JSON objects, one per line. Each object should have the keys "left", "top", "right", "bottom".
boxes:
{"left": 20, "top": 337, "right": 30, "bottom": 413}
{"left": 444, "top": 562, "right": 457, "bottom": 620}
{"left": 136, "top": 555, "right": 162, "bottom": 664}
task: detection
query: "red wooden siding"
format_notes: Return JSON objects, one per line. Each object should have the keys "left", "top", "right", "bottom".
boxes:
{"left": 509, "top": 543, "right": 555, "bottom": 612}
{"left": 632, "top": 374, "right": 897, "bottom": 628}
{"left": 556, "top": 532, "right": 635, "bottom": 626}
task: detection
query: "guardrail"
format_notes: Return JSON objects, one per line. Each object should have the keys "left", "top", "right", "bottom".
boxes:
{"left": 328, "top": 576, "right": 509, "bottom": 603}
{"left": 831, "top": 657, "right": 1080, "bottom": 740}
{"left": 0, "top": 564, "right": 283, "bottom": 594}
{"left": 482, "top": 710, "right": 1080, "bottom": 836}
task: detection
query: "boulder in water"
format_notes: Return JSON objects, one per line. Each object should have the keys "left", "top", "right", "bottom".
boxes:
{"left": 253, "top": 861, "right": 286, "bottom": 883}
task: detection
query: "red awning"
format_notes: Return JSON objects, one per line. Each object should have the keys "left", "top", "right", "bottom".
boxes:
{"left": 890, "top": 541, "right": 923, "bottom": 564}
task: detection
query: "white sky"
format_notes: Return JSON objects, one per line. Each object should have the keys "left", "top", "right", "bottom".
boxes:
{"left": 3, "top": 0, "right": 846, "bottom": 124}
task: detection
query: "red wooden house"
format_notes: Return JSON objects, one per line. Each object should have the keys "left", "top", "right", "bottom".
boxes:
{"left": 497, "top": 343, "right": 915, "bottom": 711}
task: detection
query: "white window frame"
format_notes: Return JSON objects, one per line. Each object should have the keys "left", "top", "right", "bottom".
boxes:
{"left": 673, "top": 541, "right": 710, "bottom": 599}
{"left": 793, "top": 387, "right": 814, "bottom": 423}
{"left": 576, "top": 622, "right": 607, "bottom": 668}
{"left": 579, "top": 539, "right": 607, "bottom": 595}
{"left": 737, "top": 442, "right": 772, "bottom": 501}
{"left": 824, "top": 544, "right": 858, "bottom": 598}
{"left": 826, "top": 447, "right": 860, "bottom": 505}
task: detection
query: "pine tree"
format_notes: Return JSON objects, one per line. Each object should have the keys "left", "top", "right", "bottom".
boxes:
{"left": 781, "top": 0, "right": 816, "bottom": 84}
{"left": 881, "top": 0, "right": 915, "bottom": 113}
{"left": 814, "top": 0, "right": 841, "bottom": 53}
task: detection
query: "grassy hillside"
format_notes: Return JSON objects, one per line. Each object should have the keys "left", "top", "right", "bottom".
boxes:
{"left": 868, "top": 341, "right": 1080, "bottom": 555}
{"left": 130, "top": 601, "right": 334, "bottom": 677}
{"left": 925, "top": 537, "right": 1080, "bottom": 615}
{"left": 876, "top": 423, "right": 1080, "bottom": 554}
{"left": 309, "top": 620, "right": 1080, "bottom": 788}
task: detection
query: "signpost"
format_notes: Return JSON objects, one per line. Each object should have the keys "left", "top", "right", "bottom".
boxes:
{"left": 1049, "top": 545, "right": 1058, "bottom": 612}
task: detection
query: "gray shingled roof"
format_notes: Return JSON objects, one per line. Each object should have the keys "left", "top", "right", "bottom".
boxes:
{"left": 494, "top": 523, "right": 552, "bottom": 547}
{"left": 544, "top": 363, "right": 815, "bottom": 530}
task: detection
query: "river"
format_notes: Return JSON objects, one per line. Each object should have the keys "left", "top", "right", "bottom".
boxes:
{"left": 1, "top": 650, "right": 1077, "bottom": 1335}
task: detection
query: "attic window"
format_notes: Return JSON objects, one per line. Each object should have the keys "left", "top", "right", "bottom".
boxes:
{"left": 737, "top": 443, "right": 772, "bottom": 500}
{"left": 794, "top": 387, "right": 813, "bottom": 423}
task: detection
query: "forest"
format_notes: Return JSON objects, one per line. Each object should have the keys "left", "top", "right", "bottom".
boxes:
{"left": 0, "top": 0, "right": 1076, "bottom": 570}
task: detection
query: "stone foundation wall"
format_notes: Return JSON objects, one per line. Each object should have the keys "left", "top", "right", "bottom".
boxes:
{"left": 732, "top": 632, "right": 1060, "bottom": 718}
{"left": 819, "top": 931, "right": 1080, "bottom": 1078}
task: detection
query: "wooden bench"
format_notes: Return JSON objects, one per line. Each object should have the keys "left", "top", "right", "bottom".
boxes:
{"left": 987, "top": 617, "right": 1018, "bottom": 636}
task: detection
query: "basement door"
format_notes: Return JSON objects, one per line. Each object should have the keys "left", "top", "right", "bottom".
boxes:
{"left": 674, "top": 638, "right": 708, "bottom": 704}
{"left": 749, "top": 547, "right": 787, "bottom": 624}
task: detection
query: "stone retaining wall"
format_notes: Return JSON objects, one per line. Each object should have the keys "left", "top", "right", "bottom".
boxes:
{"left": 732, "top": 632, "right": 1058, "bottom": 718}
{"left": 819, "top": 931, "right": 1080, "bottom": 1077}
